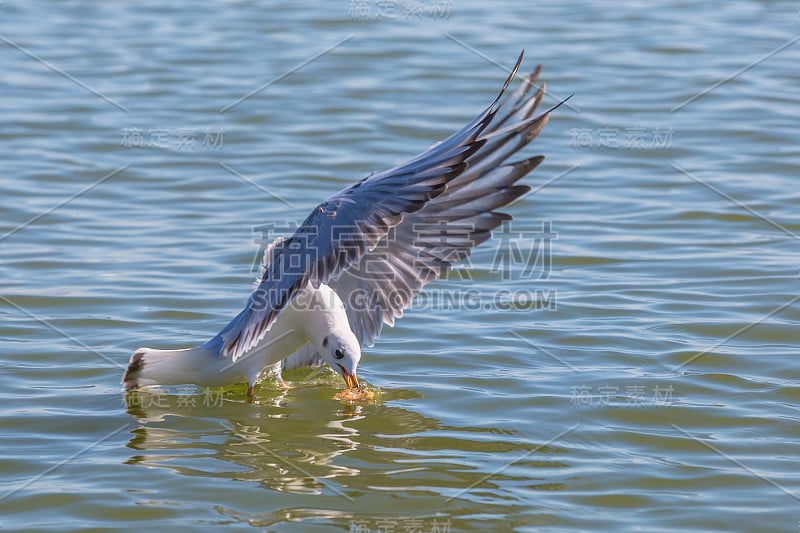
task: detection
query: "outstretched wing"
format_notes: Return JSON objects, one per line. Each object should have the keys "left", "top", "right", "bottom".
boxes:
{"left": 329, "top": 64, "right": 562, "bottom": 346}
{"left": 217, "top": 53, "right": 527, "bottom": 361}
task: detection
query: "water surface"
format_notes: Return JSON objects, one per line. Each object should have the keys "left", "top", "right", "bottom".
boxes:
{"left": 1, "top": 1, "right": 799, "bottom": 531}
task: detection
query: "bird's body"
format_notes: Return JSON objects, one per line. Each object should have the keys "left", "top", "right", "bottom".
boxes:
{"left": 125, "top": 282, "right": 356, "bottom": 394}
{"left": 123, "top": 52, "right": 566, "bottom": 397}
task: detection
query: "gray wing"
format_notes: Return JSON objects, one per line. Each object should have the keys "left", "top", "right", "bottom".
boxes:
{"left": 216, "top": 53, "right": 526, "bottom": 361}
{"left": 328, "top": 63, "right": 560, "bottom": 347}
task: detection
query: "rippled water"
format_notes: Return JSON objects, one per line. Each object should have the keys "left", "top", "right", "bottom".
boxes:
{"left": 2, "top": 1, "right": 799, "bottom": 531}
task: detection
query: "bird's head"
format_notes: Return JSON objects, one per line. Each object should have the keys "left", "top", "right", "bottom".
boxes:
{"left": 317, "top": 332, "right": 361, "bottom": 388}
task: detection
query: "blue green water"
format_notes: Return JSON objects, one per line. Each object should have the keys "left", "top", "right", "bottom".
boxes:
{"left": 1, "top": 1, "right": 799, "bottom": 531}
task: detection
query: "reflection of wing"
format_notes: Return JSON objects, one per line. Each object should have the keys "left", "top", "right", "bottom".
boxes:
{"left": 329, "top": 65, "right": 556, "bottom": 346}
{"left": 217, "top": 53, "right": 528, "bottom": 361}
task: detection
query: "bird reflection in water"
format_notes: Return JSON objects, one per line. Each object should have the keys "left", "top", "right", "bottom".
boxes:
{"left": 121, "top": 383, "right": 569, "bottom": 529}
{"left": 122, "top": 383, "right": 420, "bottom": 499}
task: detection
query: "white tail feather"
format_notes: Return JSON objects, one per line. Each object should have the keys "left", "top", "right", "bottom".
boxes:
{"left": 122, "top": 346, "right": 218, "bottom": 390}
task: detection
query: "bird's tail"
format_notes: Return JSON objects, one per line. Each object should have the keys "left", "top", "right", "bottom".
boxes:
{"left": 122, "top": 346, "right": 216, "bottom": 391}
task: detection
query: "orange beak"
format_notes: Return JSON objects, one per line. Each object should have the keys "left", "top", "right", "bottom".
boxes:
{"left": 338, "top": 364, "right": 359, "bottom": 389}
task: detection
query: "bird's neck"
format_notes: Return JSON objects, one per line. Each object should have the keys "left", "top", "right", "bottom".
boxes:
{"left": 283, "top": 283, "right": 353, "bottom": 349}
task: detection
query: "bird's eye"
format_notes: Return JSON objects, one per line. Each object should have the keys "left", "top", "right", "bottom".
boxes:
{"left": 334, "top": 349, "right": 344, "bottom": 360}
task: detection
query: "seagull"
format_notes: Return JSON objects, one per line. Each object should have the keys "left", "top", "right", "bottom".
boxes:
{"left": 123, "top": 52, "right": 566, "bottom": 399}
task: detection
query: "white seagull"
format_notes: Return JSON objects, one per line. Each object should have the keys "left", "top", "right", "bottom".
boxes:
{"left": 123, "top": 52, "right": 566, "bottom": 398}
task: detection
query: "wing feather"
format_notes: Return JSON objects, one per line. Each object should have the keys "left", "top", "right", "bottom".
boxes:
{"left": 216, "top": 52, "right": 528, "bottom": 360}
{"left": 327, "top": 68, "right": 564, "bottom": 347}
